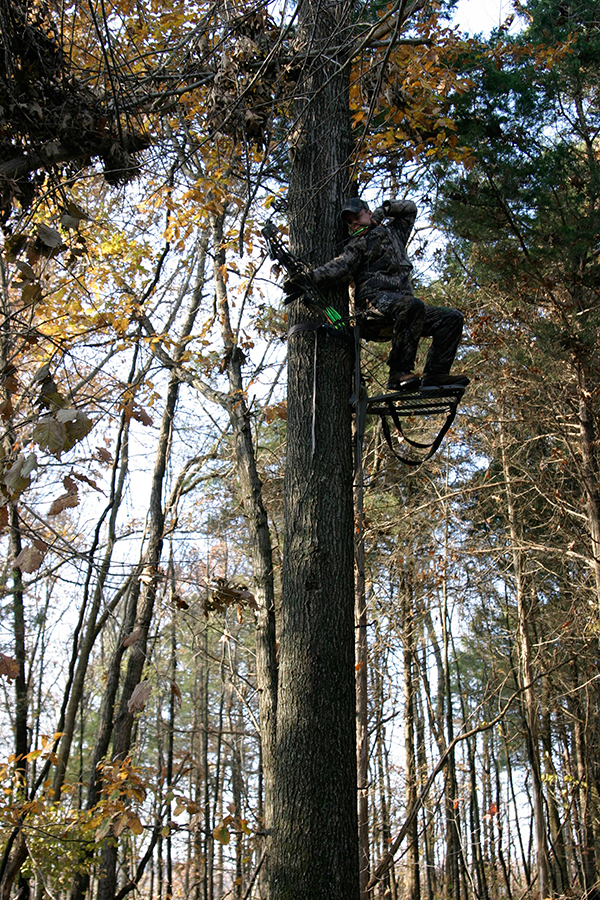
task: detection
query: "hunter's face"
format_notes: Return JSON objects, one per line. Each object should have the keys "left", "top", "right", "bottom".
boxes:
{"left": 347, "top": 208, "right": 372, "bottom": 233}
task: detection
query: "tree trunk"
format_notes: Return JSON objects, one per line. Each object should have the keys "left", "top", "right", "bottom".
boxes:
{"left": 212, "top": 213, "right": 278, "bottom": 860}
{"left": 401, "top": 574, "right": 420, "bottom": 900}
{"left": 578, "top": 348, "right": 600, "bottom": 608}
{"left": 355, "top": 418, "right": 369, "bottom": 900}
{"left": 541, "top": 675, "right": 568, "bottom": 895}
{"left": 499, "top": 416, "right": 549, "bottom": 900}
{"left": 9, "top": 506, "right": 28, "bottom": 772}
{"left": 96, "top": 366, "right": 181, "bottom": 900}
{"left": 268, "top": 0, "right": 358, "bottom": 893}
{"left": 570, "top": 656, "right": 599, "bottom": 900}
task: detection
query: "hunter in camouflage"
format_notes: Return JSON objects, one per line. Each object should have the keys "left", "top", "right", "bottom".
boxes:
{"left": 304, "top": 197, "right": 467, "bottom": 391}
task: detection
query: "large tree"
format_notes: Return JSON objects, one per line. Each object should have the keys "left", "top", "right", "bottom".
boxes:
{"left": 267, "top": 0, "right": 358, "bottom": 895}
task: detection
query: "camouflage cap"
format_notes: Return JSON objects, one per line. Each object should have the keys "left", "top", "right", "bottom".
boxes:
{"left": 340, "top": 197, "right": 370, "bottom": 220}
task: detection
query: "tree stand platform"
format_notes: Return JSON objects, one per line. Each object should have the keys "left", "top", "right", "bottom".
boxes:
{"left": 351, "top": 324, "right": 467, "bottom": 466}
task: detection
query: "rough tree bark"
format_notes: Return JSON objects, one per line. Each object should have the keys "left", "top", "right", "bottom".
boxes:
{"left": 267, "top": 0, "right": 358, "bottom": 894}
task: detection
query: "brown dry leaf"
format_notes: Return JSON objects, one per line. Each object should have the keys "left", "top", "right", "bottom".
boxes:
{"left": 14, "top": 546, "right": 45, "bottom": 573}
{"left": 48, "top": 490, "right": 79, "bottom": 517}
{"left": 95, "top": 447, "right": 113, "bottom": 463}
{"left": 127, "top": 814, "right": 144, "bottom": 836}
{"left": 171, "top": 593, "right": 190, "bottom": 610}
{"left": 0, "top": 397, "right": 14, "bottom": 421}
{"left": 208, "top": 577, "right": 257, "bottom": 613}
{"left": 3, "top": 367, "right": 19, "bottom": 393}
{"left": 171, "top": 681, "right": 182, "bottom": 706}
{"left": 63, "top": 475, "right": 77, "bottom": 494}
{"left": 263, "top": 401, "right": 287, "bottom": 423}
{"left": 123, "top": 403, "right": 153, "bottom": 427}
{"left": 72, "top": 471, "right": 104, "bottom": 493}
{"left": 127, "top": 680, "right": 152, "bottom": 714}
{"left": 134, "top": 406, "right": 153, "bottom": 427}
{"left": 0, "top": 507, "right": 8, "bottom": 529}
{"left": 0, "top": 654, "right": 19, "bottom": 681}
{"left": 63, "top": 411, "right": 93, "bottom": 450}
{"left": 123, "top": 628, "right": 143, "bottom": 648}
{"left": 33, "top": 538, "right": 48, "bottom": 552}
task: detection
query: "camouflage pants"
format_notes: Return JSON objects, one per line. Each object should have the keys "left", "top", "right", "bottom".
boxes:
{"left": 367, "top": 292, "right": 463, "bottom": 377}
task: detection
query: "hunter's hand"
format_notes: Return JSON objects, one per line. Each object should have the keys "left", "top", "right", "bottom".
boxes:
{"left": 283, "top": 273, "right": 311, "bottom": 295}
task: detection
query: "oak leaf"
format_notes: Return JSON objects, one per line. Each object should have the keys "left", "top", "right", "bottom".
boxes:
{"left": 72, "top": 471, "right": 104, "bottom": 493}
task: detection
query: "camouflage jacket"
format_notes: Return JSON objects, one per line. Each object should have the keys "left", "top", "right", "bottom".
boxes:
{"left": 309, "top": 199, "right": 417, "bottom": 309}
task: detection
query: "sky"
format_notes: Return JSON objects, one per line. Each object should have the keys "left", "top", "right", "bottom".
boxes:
{"left": 452, "top": 0, "right": 517, "bottom": 35}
